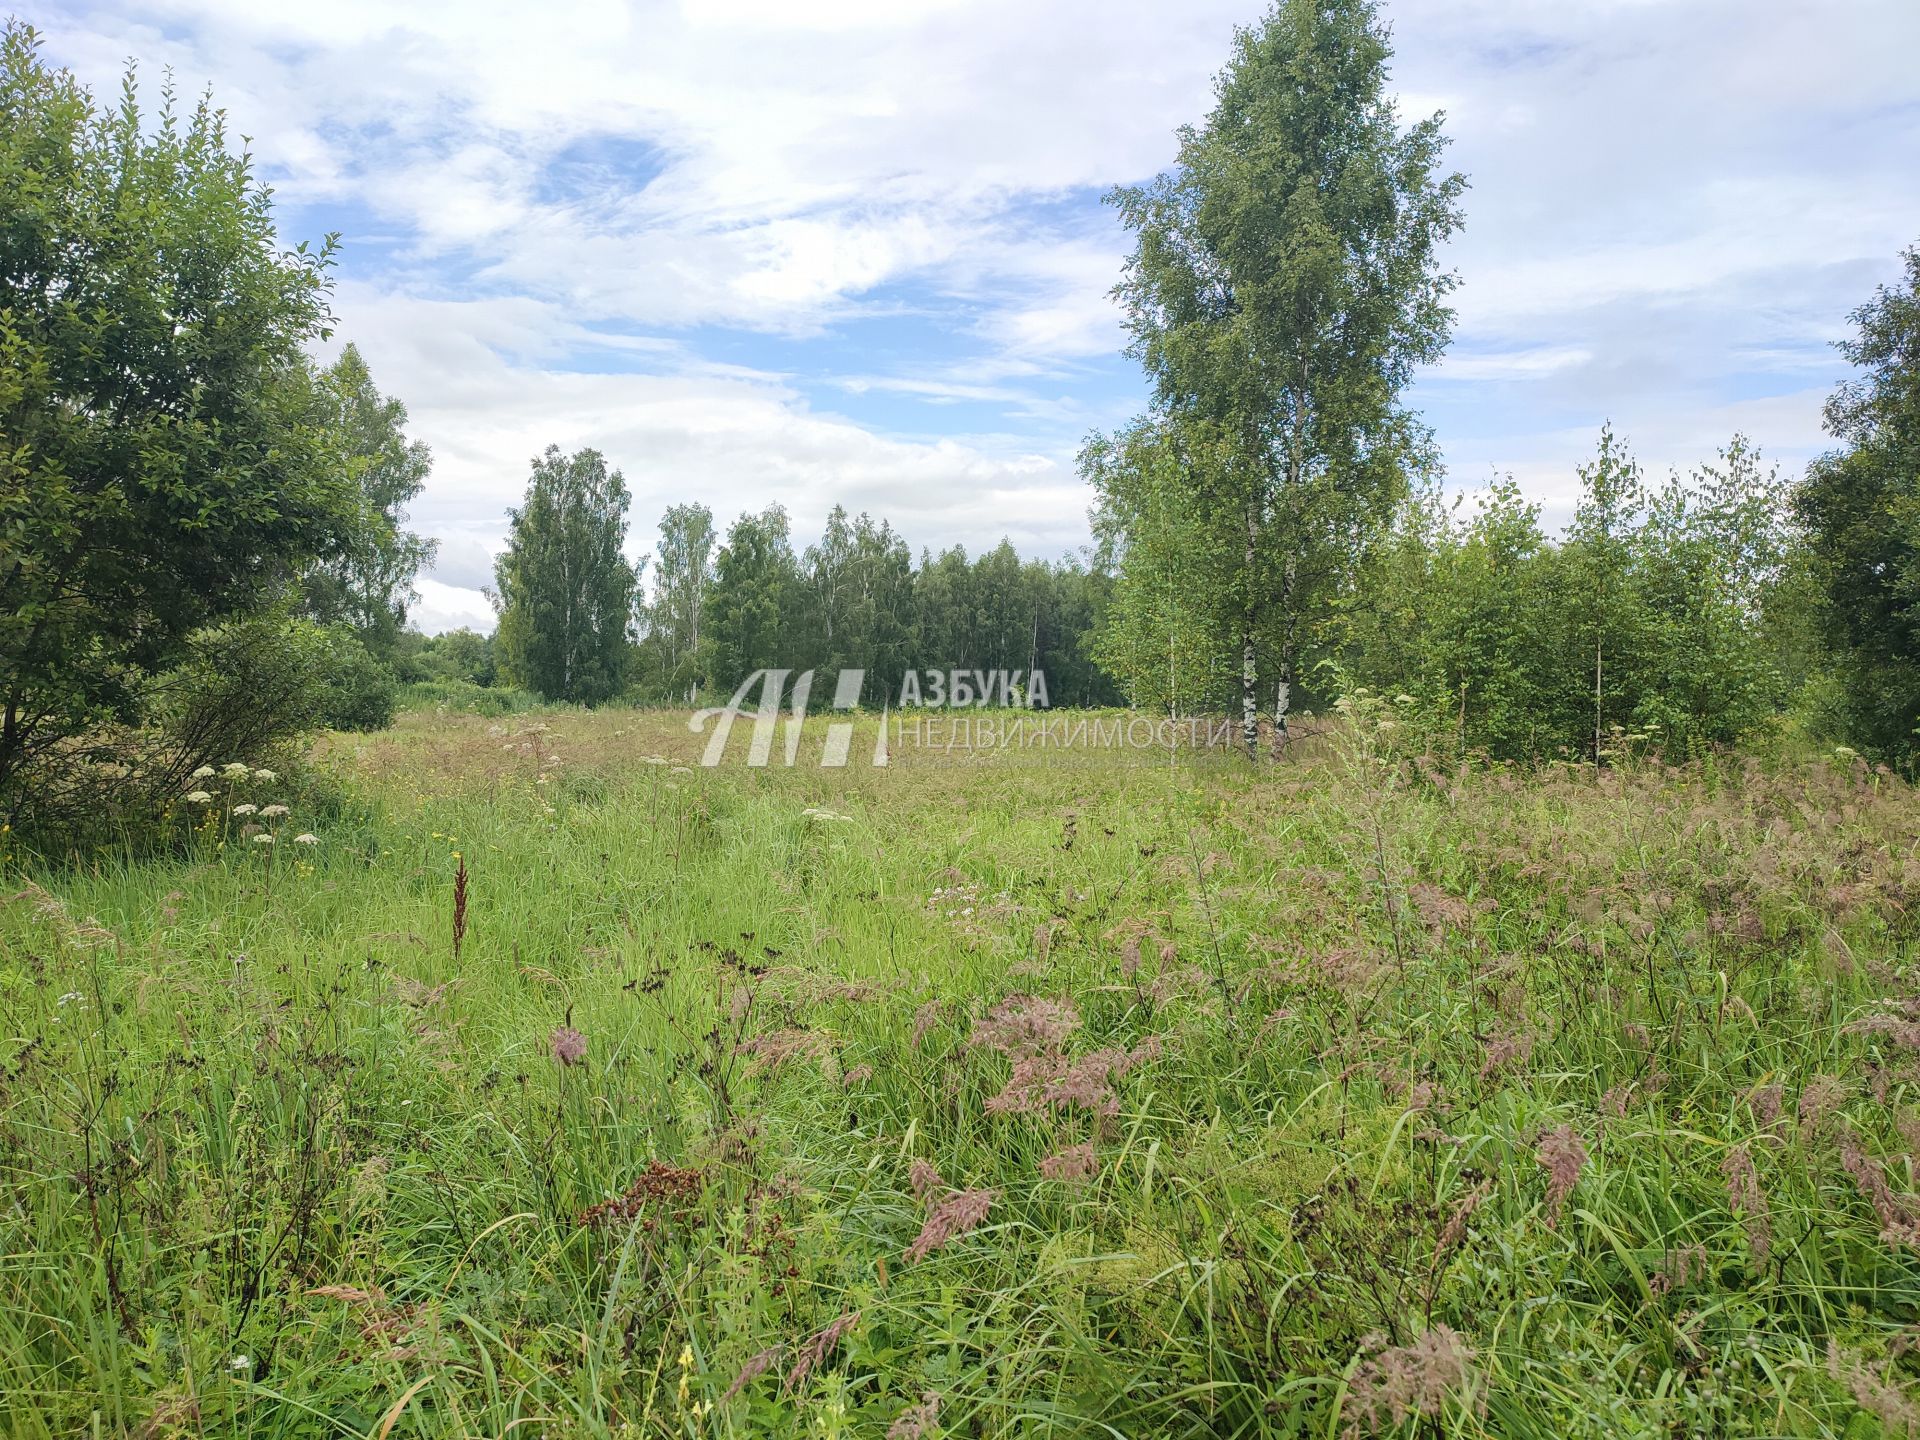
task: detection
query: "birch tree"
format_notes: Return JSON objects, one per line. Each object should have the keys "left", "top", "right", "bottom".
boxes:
{"left": 1104, "top": 0, "right": 1465, "bottom": 756}
{"left": 492, "top": 446, "right": 637, "bottom": 704}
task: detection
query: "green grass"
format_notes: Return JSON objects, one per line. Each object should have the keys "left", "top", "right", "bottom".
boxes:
{"left": 2, "top": 706, "right": 1918, "bottom": 1437}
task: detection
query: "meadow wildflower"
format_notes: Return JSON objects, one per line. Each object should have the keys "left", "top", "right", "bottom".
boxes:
{"left": 722, "top": 1345, "right": 781, "bottom": 1401}
{"left": 252, "top": 834, "right": 273, "bottom": 845}
{"left": 1721, "top": 1145, "right": 1771, "bottom": 1263}
{"left": 888, "top": 1393, "right": 941, "bottom": 1439}
{"left": 232, "top": 803, "right": 257, "bottom": 816}
{"left": 550, "top": 1026, "right": 588, "bottom": 1066}
{"left": 967, "top": 993, "right": 1079, "bottom": 1058}
{"left": 252, "top": 769, "right": 277, "bottom": 782}
{"left": 1839, "top": 1134, "right": 1920, "bottom": 1247}
{"left": 1535, "top": 1125, "right": 1588, "bottom": 1224}
{"left": 1344, "top": 1326, "right": 1478, "bottom": 1437}
{"left": 260, "top": 804, "right": 289, "bottom": 818}
{"left": 1039, "top": 1142, "right": 1097, "bottom": 1182}
{"left": 906, "top": 1187, "right": 994, "bottom": 1262}
{"left": 191, "top": 766, "right": 216, "bottom": 780}
{"left": 1798, "top": 1074, "right": 1847, "bottom": 1137}
{"left": 785, "top": 1311, "right": 860, "bottom": 1390}
{"left": 293, "top": 833, "right": 318, "bottom": 845}
{"left": 738, "top": 1028, "right": 831, "bottom": 1073}
{"left": 910, "top": 1000, "right": 944, "bottom": 1049}
{"left": 186, "top": 791, "right": 213, "bottom": 804}
{"left": 1436, "top": 1178, "right": 1493, "bottom": 1256}
{"left": 221, "top": 763, "right": 249, "bottom": 778}
{"left": 908, "top": 1158, "right": 944, "bottom": 1199}
{"left": 1826, "top": 1342, "right": 1920, "bottom": 1434}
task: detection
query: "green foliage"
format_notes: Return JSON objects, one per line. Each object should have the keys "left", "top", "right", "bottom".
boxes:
{"left": 1101, "top": 0, "right": 1467, "bottom": 750}
{"left": 493, "top": 446, "right": 639, "bottom": 705}
{"left": 704, "top": 505, "right": 801, "bottom": 693}
{"left": 794, "top": 505, "right": 916, "bottom": 702}
{"left": 1796, "top": 243, "right": 1920, "bottom": 765}
{"left": 300, "top": 344, "right": 437, "bottom": 659}
{"left": 3, "top": 612, "right": 385, "bottom": 844}
{"left": 634, "top": 501, "right": 717, "bottom": 701}
{"left": 394, "top": 678, "right": 542, "bottom": 716}
{"left": 1085, "top": 421, "right": 1239, "bottom": 713}
{"left": 395, "top": 626, "right": 498, "bottom": 687}
{"left": 0, "top": 22, "right": 353, "bottom": 807}
{"left": 1339, "top": 430, "right": 1801, "bottom": 760}
{"left": 310, "top": 625, "right": 397, "bottom": 732}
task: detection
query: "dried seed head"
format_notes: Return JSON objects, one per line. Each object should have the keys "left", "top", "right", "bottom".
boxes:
{"left": 550, "top": 1026, "right": 587, "bottom": 1067}
{"left": 1535, "top": 1125, "right": 1588, "bottom": 1224}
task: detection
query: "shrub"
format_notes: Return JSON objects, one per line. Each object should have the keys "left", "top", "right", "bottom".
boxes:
{"left": 3, "top": 612, "right": 388, "bottom": 848}
{"left": 312, "top": 630, "right": 397, "bottom": 732}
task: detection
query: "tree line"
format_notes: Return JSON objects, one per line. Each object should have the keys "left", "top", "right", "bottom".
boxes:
{"left": 476, "top": 481, "right": 1120, "bottom": 709}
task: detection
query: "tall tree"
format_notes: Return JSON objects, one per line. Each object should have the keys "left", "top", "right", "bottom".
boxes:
{"left": 647, "top": 502, "right": 716, "bottom": 701}
{"left": 707, "top": 506, "right": 799, "bottom": 687}
{"left": 1102, "top": 0, "right": 1466, "bottom": 756}
{"left": 0, "top": 23, "right": 354, "bottom": 800}
{"left": 492, "top": 446, "right": 637, "bottom": 705}
{"left": 303, "top": 344, "right": 436, "bottom": 658}
{"left": 1796, "top": 244, "right": 1920, "bottom": 763}
{"left": 1087, "top": 420, "right": 1239, "bottom": 715}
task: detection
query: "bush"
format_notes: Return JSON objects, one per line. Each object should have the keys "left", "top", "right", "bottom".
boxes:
{"left": 394, "top": 680, "right": 543, "bottom": 717}
{"left": 313, "top": 630, "right": 397, "bottom": 732}
{"left": 2, "top": 612, "right": 391, "bottom": 850}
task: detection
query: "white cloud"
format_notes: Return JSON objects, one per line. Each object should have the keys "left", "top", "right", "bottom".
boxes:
{"left": 40, "top": 0, "right": 1920, "bottom": 637}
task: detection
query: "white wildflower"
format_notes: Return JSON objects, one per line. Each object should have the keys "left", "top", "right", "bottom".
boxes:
{"left": 252, "top": 833, "right": 274, "bottom": 845}
{"left": 259, "top": 804, "right": 289, "bottom": 818}
{"left": 191, "top": 765, "right": 216, "bottom": 780}
{"left": 293, "top": 833, "right": 318, "bottom": 846}
{"left": 231, "top": 803, "right": 257, "bottom": 816}
{"left": 186, "top": 791, "right": 213, "bottom": 804}
{"left": 252, "top": 768, "right": 277, "bottom": 782}
{"left": 221, "top": 762, "right": 250, "bottom": 778}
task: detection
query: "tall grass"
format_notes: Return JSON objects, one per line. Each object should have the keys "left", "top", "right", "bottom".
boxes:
{"left": 1, "top": 707, "right": 1916, "bottom": 1437}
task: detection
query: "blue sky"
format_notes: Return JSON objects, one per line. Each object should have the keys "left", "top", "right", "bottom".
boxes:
{"left": 42, "top": 0, "right": 1920, "bottom": 632}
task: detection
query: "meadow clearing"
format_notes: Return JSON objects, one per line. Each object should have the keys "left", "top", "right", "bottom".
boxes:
{"left": 2, "top": 703, "right": 1919, "bottom": 1438}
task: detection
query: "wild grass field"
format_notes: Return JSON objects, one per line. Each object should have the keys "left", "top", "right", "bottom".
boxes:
{"left": 3, "top": 705, "right": 1919, "bottom": 1438}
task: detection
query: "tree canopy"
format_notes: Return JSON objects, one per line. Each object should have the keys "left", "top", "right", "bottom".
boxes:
{"left": 0, "top": 21, "right": 356, "bottom": 800}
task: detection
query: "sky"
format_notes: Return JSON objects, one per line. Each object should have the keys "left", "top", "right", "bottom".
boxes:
{"left": 41, "top": 0, "right": 1920, "bottom": 634}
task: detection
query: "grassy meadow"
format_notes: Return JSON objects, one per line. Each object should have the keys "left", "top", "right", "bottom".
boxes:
{"left": 3, "top": 704, "right": 1920, "bottom": 1437}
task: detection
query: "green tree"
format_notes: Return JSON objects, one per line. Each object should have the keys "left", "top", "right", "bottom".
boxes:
{"left": 1103, "top": 0, "right": 1466, "bottom": 755}
{"left": 302, "top": 344, "right": 436, "bottom": 659}
{"left": 492, "top": 446, "right": 637, "bottom": 705}
{"left": 707, "top": 506, "right": 799, "bottom": 688}
{"left": 418, "top": 628, "right": 496, "bottom": 687}
{"left": 1797, "top": 244, "right": 1920, "bottom": 763}
{"left": 0, "top": 23, "right": 354, "bottom": 801}
{"left": 1087, "top": 420, "right": 1239, "bottom": 714}
{"left": 643, "top": 502, "right": 716, "bottom": 701}
{"left": 910, "top": 546, "right": 977, "bottom": 680}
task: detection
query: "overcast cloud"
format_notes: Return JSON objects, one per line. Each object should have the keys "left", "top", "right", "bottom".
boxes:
{"left": 41, "top": 0, "right": 1920, "bottom": 632}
